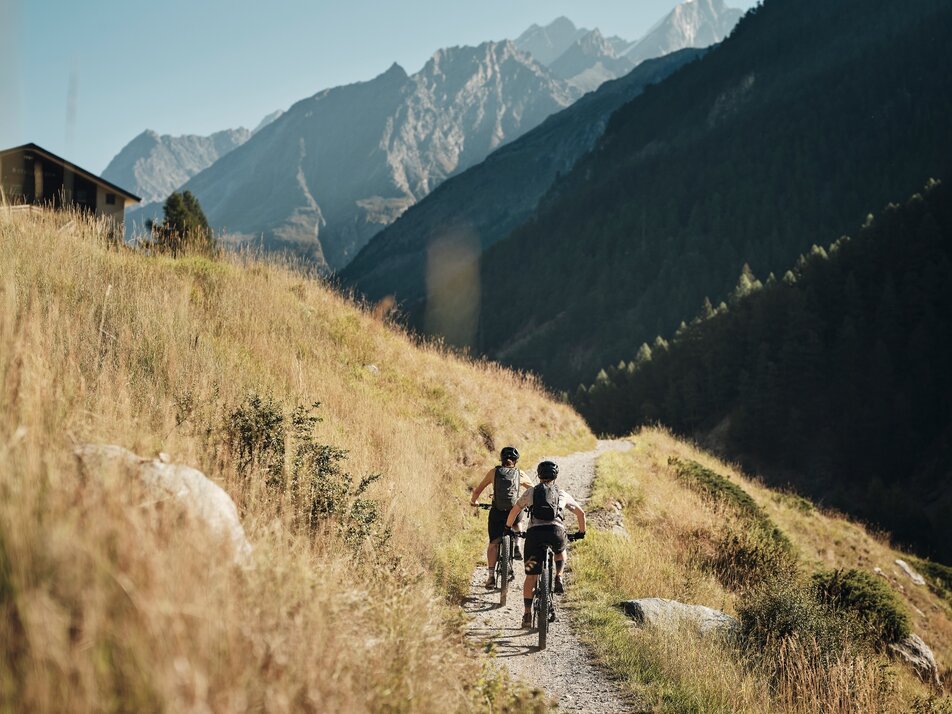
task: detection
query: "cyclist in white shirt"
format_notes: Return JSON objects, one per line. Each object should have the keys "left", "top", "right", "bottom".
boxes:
{"left": 505, "top": 460, "right": 585, "bottom": 628}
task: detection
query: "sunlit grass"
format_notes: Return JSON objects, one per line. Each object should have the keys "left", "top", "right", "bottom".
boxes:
{"left": 0, "top": 207, "right": 592, "bottom": 712}
{"left": 570, "top": 427, "right": 951, "bottom": 713}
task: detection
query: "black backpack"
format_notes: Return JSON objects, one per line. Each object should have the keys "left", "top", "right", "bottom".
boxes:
{"left": 493, "top": 467, "right": 521, "bottom": 511}
{"left": 531, "top": 483, "right": 562, "bottom": 522}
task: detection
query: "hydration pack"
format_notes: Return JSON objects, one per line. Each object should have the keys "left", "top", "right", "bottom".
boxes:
{"left": 493, "top": 467, "right": 521, "bottom": 511}
{"left": 531, "top": 483, "right": 562, "bottom": 522}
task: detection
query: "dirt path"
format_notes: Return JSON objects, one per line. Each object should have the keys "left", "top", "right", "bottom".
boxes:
{"left": 463, "top": 440, "right": 639, "bottom": 713}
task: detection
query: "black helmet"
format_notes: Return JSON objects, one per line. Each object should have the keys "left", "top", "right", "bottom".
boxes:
{"left": 537, "top": 461, "right": 559, "bottom": 479}
{"left": 500, "top": 446, "right": 519, "bottom": 463}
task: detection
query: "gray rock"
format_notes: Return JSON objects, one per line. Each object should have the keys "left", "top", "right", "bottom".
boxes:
{"left": 620, "top": 597, "right": 739, "bottom": 636}
{"left": 889, "top": 634, "right": 942, "bottom": 686}
{"left": 895, "top": 558, "right": 926, "bottom": 586}
{"left": 75, "top": 444, "right": 252, "bottom": 565}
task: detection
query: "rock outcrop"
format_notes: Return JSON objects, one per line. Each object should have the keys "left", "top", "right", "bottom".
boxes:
{"left": 889, "top": 633, "right": 942, "bottom": 686}
{"left": 620, "top": 597, "right": 739, "bottom": 636}
{"left": 75, "top": 444, "right": 252, "bottom": 565}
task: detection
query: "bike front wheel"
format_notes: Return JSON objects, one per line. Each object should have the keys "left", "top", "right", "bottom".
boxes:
{"left": 499, "top": 534, "right": 510, "bottom": 606}
{"left": 537, "top": 550, "right": 551, "bottom": 649}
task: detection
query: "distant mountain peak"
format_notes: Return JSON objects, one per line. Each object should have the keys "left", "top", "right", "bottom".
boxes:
{"left": 515, "top": 16, "right": 590, "bottom": 66}
{"left": 380, "top": 62, "right": 408, "bottom": 80}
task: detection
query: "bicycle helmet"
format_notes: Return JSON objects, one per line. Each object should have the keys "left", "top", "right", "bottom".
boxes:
{"left": 500, "top": 446, "right": 519, "bottom": 463}
{"left": 537, "top": 460, "right": 559, "bottom": 479}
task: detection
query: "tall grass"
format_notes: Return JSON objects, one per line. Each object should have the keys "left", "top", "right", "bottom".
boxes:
{"left": 570, "top": 428, "right": 948, "bottom": 712}
{"left": 0, "top": 208, "right": 592, "bottom": 712}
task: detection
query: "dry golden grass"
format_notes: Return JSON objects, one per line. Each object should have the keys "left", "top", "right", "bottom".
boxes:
{"left": 570, "top": 427, "right": 951, "bottom": 713}
{"left": 0, "top": 208, "right": 592, "bottom": 712}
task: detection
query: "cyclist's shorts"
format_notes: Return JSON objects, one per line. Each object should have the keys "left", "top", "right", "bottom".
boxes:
{"left": 487, "top": 507, "right": 509, "bottom": 543}
{"left": 488, "top": 506, "right": 528, "bottom": 542}
{"left": 524, "top": 525, "right": 567, "bottom": 575}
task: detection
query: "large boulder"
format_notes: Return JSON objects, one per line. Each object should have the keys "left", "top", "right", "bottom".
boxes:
{"left": 889, "top": 634, "right": 942, "bottom": 686}
{"left": 620, "top": 598, "right": 738, "bottom": 637}
{"left": 75, "top": 444, "right": 252, "bottom": 565}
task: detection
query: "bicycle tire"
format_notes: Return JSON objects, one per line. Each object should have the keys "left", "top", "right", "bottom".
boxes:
{"left": 499, "top": 534, "right": 510, "bottom": 606}
{"left": 537, "top": 548, "right": 551, "bottom": 649}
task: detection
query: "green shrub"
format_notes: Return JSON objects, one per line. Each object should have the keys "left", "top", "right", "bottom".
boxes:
{"left": 711, "top": 527, "right": 799, "bottom": 591}
{"left": 812, "top": 569, "right": 910, "bottom": 646}
{"left": 228, "top": 392, "right": 286, "bottom": 486}
{"left": 670, "top": 457, "right": 762, "bottom": 519}
{"left": 669, "top": 458, "right": 791, "bottom": 550}
{"left": 226, "top": 394, "right": 390, "bottom": 554}
{"left": 738, "top": 575, "right": 851, "bottom": 665}
{"left": 914, "top": 558, "right": 952, "bottom": 605}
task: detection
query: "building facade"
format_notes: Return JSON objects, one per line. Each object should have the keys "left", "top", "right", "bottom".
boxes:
{"left": 0, "top": 143, "right": 140, "bottom": 228}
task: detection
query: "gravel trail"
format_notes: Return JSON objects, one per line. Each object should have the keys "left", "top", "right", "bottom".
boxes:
{"left": 463, "top": 439, "right": 641, "bottom": 713}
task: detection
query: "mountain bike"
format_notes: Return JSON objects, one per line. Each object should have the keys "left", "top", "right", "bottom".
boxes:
{"left": 477, "top": 504, "right": 525, "bottom": 605}
{"left": 533, "top": 531, "right": 584, "bottom": 650}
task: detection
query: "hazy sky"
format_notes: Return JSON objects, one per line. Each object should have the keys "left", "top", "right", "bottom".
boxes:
{"left": 0, "top": 0, "right": 757, "bottom": 174}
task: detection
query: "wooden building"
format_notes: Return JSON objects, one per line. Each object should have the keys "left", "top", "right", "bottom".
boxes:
{"left": 0, "top": 143, "right": 140, "bottom": 227}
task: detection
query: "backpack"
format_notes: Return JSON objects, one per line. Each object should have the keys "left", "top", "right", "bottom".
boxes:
{"left": 531, "top": 483, "right": 562, "bottom": 522}
{"left": 493, "top": 467, "right": 521, "bottom": 511}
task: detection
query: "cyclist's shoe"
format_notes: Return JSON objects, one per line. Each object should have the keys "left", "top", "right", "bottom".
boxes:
{"left": 554, "top": 576, "right": 565, "bottom": 595}
{"left": 521, "top": 612, "right": 533, "bottom": 629}
{"left": 548, "top": 607, "right": 557, "bottom": 623}
{"left": 485, "top": 574, "right": 496, "bottom": 590}
{"left": 513, "top": 544, "right": 523, "bottom": 560}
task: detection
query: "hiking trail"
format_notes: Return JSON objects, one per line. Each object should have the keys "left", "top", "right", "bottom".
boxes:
{"left": 463, "top": 439, "right": 642, "bottom": 713}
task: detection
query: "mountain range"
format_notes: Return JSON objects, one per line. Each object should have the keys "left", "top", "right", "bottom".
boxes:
{"left": 106, "top": 1, "right": 742, "bottom": 268}
{"left": 516, "top": 0, "right": 742, "bottom": 92}
{"left": 340, "top": 47, "right": 704, "bottom": 321}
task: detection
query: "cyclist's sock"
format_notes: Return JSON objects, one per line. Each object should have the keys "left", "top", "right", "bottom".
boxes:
{"left": 524, "top": 598, "right": 533, "bottom": 610}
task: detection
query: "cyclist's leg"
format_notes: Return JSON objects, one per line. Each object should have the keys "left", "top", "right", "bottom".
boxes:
{"left": 486, "top": 509, "right": 505, "bottom": 587}
{"left": 512, "top": 509, "right": 527, "bottom": 559}
{"left": 522, "top": 527, "right": 544, "bottom": 623}
{"left": 552, "top": 529, "right": 569, "bottom": 593}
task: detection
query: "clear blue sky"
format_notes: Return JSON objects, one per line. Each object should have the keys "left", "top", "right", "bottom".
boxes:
{"left": 0, "top": 0, "right": 757, "bottom": 174}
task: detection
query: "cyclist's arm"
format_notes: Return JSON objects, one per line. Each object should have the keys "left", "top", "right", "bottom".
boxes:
{"left": 469, "top": 469, "right": 495, "bottom": 506}
{"left": 519, "top": 469, "right": 533, "bottom": 490}
{"left": 566, "top": 501, "right": 586, "bottom": 533}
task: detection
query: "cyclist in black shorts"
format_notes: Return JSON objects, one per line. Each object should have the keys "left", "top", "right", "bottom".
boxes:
{"left": 505, "top": 460, "right": 585, "bottom": 628}
{"left": 470, "top": 446, "right": 532, "bottom": 589}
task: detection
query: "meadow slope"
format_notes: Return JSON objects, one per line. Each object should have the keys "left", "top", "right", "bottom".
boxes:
{"left": 571, "top": 428, "right": 951, "bottom": 713}
{"left": 0, "top": 209, "right": 592, "bottom": 713}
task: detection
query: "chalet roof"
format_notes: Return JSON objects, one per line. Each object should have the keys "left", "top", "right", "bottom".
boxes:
{"left": 0, "top": 143, "right": 142, "bottom": 203}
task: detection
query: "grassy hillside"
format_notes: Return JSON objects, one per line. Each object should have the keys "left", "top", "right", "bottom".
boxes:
{"left": 0, "top": 208, "right": 592, "bottom": 712}
{"left": 571, "top": 428, "right": 952, "bottom": 712}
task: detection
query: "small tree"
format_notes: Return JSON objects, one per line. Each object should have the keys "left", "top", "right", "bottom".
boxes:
{"left": 145, "top": 190, "right": 216, "bottom": 257}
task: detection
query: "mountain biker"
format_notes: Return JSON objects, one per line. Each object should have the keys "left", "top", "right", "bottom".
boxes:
{"left": 470, "top": 446, "right": 532, "bottom": 589}
{"left": 505, "top": 460, "right": 585, "bottom": 629}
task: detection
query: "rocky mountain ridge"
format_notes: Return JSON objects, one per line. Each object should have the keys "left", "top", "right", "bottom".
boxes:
{"left": 159, "top": 41, "right": 580, "bottom": 269}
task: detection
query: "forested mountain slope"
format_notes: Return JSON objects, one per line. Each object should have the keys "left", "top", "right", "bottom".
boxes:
{"left": 341, "top": 49, "right": 702, "bottom": 317}
{"left": 577, "top": 181, "right": 952, "bottom": 563}
{"left": 476, "top": 0, "right": 952, "bottom": 388}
